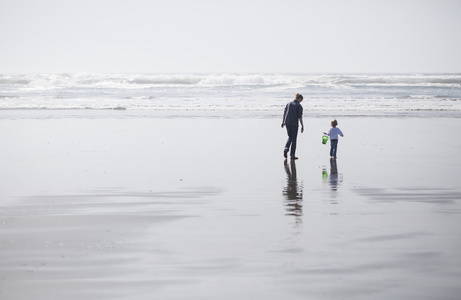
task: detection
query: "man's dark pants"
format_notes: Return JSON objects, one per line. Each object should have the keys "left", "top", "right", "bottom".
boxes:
{"left": 284, "top": 125, "right": 299, "bottom": 158}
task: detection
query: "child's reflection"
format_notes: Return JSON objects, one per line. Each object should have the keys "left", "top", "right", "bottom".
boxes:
{"left": 329, "top": 159, "right": 339, "bottom": 190}
{"left": 322, "top": 159, "right": 343, "bottom": 203}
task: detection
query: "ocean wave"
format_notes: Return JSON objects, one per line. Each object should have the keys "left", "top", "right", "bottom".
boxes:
{"left": 2, "top": 73, "right": 460, "bottom": 89}
{"left": 428, "top": 78, "right": 461, "bottom": 85}
{"left": 1, "top": 73, "right": 460, "bottom": 117}
{"left": 1, "top": 97, "right": 460, "bottom": 112}
{"left": 128, "top": 77, "right": 201, "bottom": 85}
{"left": 0, "top": 78, "right": 31, "bottom": 85}
{"left": 307, "top": 74, "right": 461, "bottom": 87}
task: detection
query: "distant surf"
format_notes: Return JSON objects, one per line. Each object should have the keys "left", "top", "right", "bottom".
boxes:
{"left": 1, "top": 73, "right": 460, "bottom": 117}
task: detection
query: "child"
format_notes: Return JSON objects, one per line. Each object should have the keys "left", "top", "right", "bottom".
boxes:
{"left": 324, "top": 119, "right": 344, "bottom": 159}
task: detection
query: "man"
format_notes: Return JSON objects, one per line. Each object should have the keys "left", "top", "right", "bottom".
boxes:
{"left": 281, "top": 93, "right": 304, "bottom": 159}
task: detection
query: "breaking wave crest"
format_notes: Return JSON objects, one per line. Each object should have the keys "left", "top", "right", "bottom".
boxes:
{"left": 0, "top": 73, "right": 460, "bottom": 116}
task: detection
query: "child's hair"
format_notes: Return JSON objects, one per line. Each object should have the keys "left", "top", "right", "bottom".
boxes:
{"left": 331, "top": 119, "right": 338, "bottom": 127}
{"left": 295, "top": 93, "right": 303, "bottom": 100}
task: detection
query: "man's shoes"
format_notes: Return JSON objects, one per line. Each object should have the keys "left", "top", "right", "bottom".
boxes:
{"left": 290, "top": 156, "right": 298, "bottom": 160}
{"left": 284, "top": 149, "right": 288, "bottom": 158}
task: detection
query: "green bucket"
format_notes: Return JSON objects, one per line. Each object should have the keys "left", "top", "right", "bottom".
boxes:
{"left": 322, "top": 135, "right": 328, "bottom": 144}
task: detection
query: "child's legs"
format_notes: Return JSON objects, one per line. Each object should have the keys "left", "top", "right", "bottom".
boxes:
{"left": 330, "top": 139, "right": 338, "bottom": 157}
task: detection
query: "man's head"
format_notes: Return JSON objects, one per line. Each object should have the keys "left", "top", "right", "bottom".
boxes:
{"left": 295, "top": 93, "right": 303, "bottom": 102}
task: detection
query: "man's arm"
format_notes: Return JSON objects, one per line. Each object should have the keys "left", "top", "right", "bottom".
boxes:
{"left": 281, "top": 105, "right": 287, "bottom": 127}
{"left": 297, "top": 103, "right": 304, "bottom": 132}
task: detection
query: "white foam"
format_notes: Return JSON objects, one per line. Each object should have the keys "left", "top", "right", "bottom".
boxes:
{"left": 1, "top": 73, "right": 460, "bottom": 117}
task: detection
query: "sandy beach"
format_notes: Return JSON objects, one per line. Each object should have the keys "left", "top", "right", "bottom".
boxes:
{"left": 1, "top": 110, "right": 461, "bottom": 299}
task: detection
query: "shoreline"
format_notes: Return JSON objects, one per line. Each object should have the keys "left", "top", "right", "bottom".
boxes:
{"left": 1, "top": 108, "right": 460, "bottom": 120}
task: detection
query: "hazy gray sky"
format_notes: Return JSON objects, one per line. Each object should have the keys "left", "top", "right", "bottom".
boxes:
{"left": 1, "top": 0, "right": 460, "bottom": 73}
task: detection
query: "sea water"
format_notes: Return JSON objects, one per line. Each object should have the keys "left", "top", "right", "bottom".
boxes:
{"left": 1, "top": 73, "right": 460, "bottom": 118}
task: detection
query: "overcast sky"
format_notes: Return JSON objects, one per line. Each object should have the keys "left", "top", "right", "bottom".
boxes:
{"left": 1, "top": 0, "right": 460, "bottom": 73}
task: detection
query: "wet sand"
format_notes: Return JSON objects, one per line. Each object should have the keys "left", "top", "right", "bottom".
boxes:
{"left": 1, "top": 111, "right": 461, "bottom": 299}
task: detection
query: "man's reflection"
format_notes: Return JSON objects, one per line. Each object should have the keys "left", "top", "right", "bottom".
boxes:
{"left": 283, "top": 159, "right": 303, "bottom": 223}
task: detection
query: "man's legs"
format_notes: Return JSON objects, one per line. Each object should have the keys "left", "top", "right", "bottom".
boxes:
{"left": 285, "top": 125, "right": 299, "bottom": 158}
